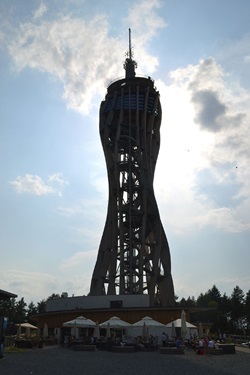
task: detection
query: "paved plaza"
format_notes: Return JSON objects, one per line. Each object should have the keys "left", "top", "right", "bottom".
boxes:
{"left": 1, "top": 346, "right": 250, "bottom": 375}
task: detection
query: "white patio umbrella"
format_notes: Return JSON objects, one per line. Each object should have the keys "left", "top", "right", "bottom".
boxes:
{"left": 43, "top": 323, "right": 49, "bottom": 339}
{"left": 93, "top": 321, "right": 100, "bottom": 339}
{"left": 198, "top": 322, "right": 203, "bottom": 338}
{"left": 71, "top": 322, "right": 77, "bottom": 338}
{"left": 142, "top": 321, "right": 148, "bottom": 338}
{"left": 133, "top": 316, "right": 165, "bottom": 328}
{"left": 63, "top": 316, "right": 96, "bottom": 338}
{"left": 17, "top": 324, "right": 22, "bottom": 339}
{"left": 166, "top": 319, "right": 198, "bottom": 339}
{"left": 166, "top": 319, "right": 197, "bottom": 329}
{"left": 17, "top": 323, "right": 38, "bottom": 329}
{"left": 25, "top": 327, "right": 31, "bottom": 338}
{"left": 16, "top": 322, "right": 38, "bottom": 338}
{"left": 133, "top": 316, "right": 165, "bottom": 337}
{"left": 106, "top": 322, "right": 111, "bottom": 338}
{"left": 181, "top": 310, "right": 187, "bottom": 339}
{"left": 100, "top": 316, "right": 131, "bottom": 328}
{"left": 63, "top": 316, "right": 96, "bottom": 328}
{"left": 100, "top": 316, "right": 131, "bottom": 338}
{"left": 71, "top": 323, "right": 79, "bottom": 338}
{"left": 171, "top": 321, "right": 177, "bottom": 339}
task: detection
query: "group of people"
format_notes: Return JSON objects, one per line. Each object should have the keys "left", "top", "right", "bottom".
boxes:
{"left": 218, "top": 333, "right": 227, "bottom": 342}
{"left": 66, "top": 333, "right": 161, "bottom": 351}
{"left": 65, "top": 330, "right": 228, "bottom": 353}
{"left": 160, "top": 331, "right": 220, "bottom": 354}
{"left": 196, "top": 332, "right": 229, "bottom": 354}
{"left": 195, "top": 336, "right": 216, "bottom": 355}
{"left": 161, "top": 332, "right": 183, "bottom": 349}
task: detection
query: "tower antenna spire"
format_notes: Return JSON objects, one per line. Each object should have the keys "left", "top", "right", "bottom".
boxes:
{"left": 129, "top": 28, "right": 132, "bottom": 60}
{"left": 124, "top": 28, "right": 137, "bottom": 79}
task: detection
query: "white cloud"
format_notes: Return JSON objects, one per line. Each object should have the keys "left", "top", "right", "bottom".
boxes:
{"left": 57, "top": 205, "right": 84, "bottom": 218}
{"left": 33, "top": 2, "right": 47, "bottom": 19}
{"left": 3, "top": 2, "right": 250, "bottom": 236}
{"left": 1, "top": 268, "right": 91, "bottom": 303}
{"left": 57, "top": 198, "right": 105, "bottom": 218}
{"left": 124, "top": 0, "right": 166, "bottom": 75}
{"left": 155, "top": 57, "right": 250, "bottom": 234}
{"left": 56, "top": 199, "right": 105, "bottom": 248}
{"left": 59, "top": 251, "right": 98, "bottom": 297}
{"left": 200, "top": 207, "right": 249, "bottom": 233}
{"left": 174, "top": 273, "right": 250, "bottom": 300}
{"left": 10, "top": 174, "right": 55, "bottom": 195}
{"left": 6, "top": 15, "right": 121, "bottom": 114}
{"left": 59, "top": 249, "right": 96, "bottom": 270}
{"left": 126, "top": 0, "right": 166, "bottom": 44}
{"left": 3, "top": 1, "right": 165, "bottom": 115}
{"left": 70, "top": 225, "right": 102, "bottom": 247}
{"left": 47, "top": 172, "right": 69, "bottom": 187}
{"left": 10, "top": 173, "right": 68, "bottom": 196}
{"left": 1, "top": 269, "right": 58, "bottom": 303}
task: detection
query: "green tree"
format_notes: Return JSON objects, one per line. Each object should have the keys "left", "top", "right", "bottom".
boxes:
{"left": 0, "top": 298, "right": 16, "bottom": 322}
{"left": 186, "top": 296, "right": 196, "bottom": 307}
{"left": 208, "top": 285, "right": 221, "bottom": 303}
{"left": 214, "top": 293, "right": 230, "bottom": 333}
{"left": 179, "top": 297, "right": 187, "bottom": 307}
{"left": 27, "top": 301, "right": 37, "bottom": 323}
{"left": 47, "top": 293, "right": 60, "bottom": 301}
{"left": 196, "top": 292, "right": 211, "bottom": 307}
{"left": 244, "top": 290, "right": 250, "bottom": 333}
{"left": 230, "top": 285, "right": 245, "bottom": 333}
{"left": 193, "top": 290, "right": 217, "bottom": 324}
{"left": 36, "top": 299, "right": 46, "bottom": 314}
{"left": 207, "top": 285, "right": 230, "bottom": 333}
{"left": 15, "top": 297, "right": 27, "bottom": 323}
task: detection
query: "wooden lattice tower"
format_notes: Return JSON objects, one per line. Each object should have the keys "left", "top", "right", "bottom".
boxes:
{"left": 90, "top": 30, "right": 175, "bottom": 307}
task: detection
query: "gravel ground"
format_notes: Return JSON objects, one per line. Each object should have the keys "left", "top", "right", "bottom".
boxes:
{"left": 1, "top": 346, "right": 250, "bottom": 375}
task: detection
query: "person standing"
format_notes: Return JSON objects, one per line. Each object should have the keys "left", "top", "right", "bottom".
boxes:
{"left": 161, "top": 332, "right": 167, "bottom": 347}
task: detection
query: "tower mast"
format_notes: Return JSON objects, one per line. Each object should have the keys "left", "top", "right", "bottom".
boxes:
{"left": 124, "top": 28, "right": 137, "bottom": 79}
{"left": 128, "top": 28, "right": 132, "bottom": 59}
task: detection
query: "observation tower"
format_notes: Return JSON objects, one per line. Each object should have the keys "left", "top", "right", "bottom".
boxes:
{"left": 90, "top": 30, "right": 174, "bottom": 307}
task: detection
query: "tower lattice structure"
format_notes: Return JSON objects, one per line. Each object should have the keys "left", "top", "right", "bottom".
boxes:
{"left": 90, "top": 30, "right": 174, "bottom": 307}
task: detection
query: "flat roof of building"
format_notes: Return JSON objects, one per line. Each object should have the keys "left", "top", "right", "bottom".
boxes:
{"left": 0, "top": 289, "right": 17, "bottom": 300}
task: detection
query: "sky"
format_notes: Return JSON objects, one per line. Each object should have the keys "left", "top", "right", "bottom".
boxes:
{"left": 1, "top": 0, "right": 250, "bottom": 305}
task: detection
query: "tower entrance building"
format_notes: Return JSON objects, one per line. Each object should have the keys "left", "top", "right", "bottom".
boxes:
{"left": 90, "top": 30, "right": 174, "bottom": 307}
